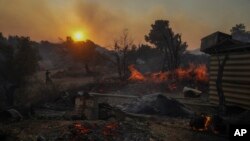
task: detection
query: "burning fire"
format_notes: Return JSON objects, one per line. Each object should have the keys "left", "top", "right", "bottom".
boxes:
{"left": 128, "top": 65, "right": 145, "bottom": 81}
{"left": 190, "top": 114, "right": 213, "bottom": 132}
{"left": 73, "top": 122, "right": 119, "bottom": 136}
{"left": 103, "top": 122, "right": 119, "bottom": 136}
{"left": 194, "top": 64, "right": 209, "bottom": 82}
{"left": 74, "top": 122, "right": 91, "bottom": 134}
{"left": 168, "top": 82, "right": 177, "bottom": 91}
{"left": 175, "top": 67, "right": 191, "bottom": 80}
{"left": 204, "top": 116, "right": 212, "bottom": 130}
{"left": 128, "top": 64, "right": 209, "bottom": 83}
{"left": 151, "top": 71, "right": 169, "bottom": 83}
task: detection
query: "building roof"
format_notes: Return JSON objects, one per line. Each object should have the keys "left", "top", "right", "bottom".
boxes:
{"left": 200, "top": 31, "right": 250, "bottom": 54}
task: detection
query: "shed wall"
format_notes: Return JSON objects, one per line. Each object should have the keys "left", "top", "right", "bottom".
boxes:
{"left": 209, "top": 52, "right": 250, "bottom": 109}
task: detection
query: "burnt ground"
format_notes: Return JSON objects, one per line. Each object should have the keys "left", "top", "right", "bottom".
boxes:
{"left": 0, "top": 117, "right": 228, "bottom": 141}
{"left": 1, "top": 70, "right": 248, "bottom": 141}
{"left": 0, "top": 92, "right": 231, "bottom": 141}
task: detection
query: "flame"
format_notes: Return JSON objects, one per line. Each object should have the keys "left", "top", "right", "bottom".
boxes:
{"left": 204, "top": 116, "right": 212, "bottom": 130}
{"left": 128, "top": 64, "right": 209, "bottom": 83}
{"left": 168, "top": 83, "right": 177, "bottom": 91}
{"left": 191, "top": 115, "right": 213, "bottom": 132}
{"left": 151, "top": 71, "right": 169, "bottom": 83}
{"left": 128, "top": 65, "right": 145, "bottom": 81}
{"left": 194, "top": 64, "right": 209, "bottom": 82}
{"left": 74, "top": 123, "right": 91, "bottom": 134}
{"left": 103, "top": 122, "right": 119, "bottom": 136}
{"left": 175, "top": 68, "right": 191, "bottom": 79}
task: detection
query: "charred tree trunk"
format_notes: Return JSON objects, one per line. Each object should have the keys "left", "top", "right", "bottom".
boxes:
{"left": 216, "top": 54, "right": 229, "bottom": 115}
{"left": 122, "top": 51, "right": 127, "bottom": 80}
{"left": 3, "top": 84, "right": 18, "bottom": 107}
{"left": 115, "top": 54, "right": 122, "bottom": 80}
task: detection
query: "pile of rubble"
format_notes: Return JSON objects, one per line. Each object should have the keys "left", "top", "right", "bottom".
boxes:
{"left": 120, "top": 94, "right": 193, "bottom": 117}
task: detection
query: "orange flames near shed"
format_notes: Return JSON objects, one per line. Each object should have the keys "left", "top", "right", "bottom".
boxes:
{"left": 128, "top": 64, "right": 208, "bottom": 83}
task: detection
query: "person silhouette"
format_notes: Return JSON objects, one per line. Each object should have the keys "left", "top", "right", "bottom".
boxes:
{"left": 45, "top": 70, "right": 52, "bottom": 84}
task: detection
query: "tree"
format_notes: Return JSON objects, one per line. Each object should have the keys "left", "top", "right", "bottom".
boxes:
{"left": 65, "top": 38, "right": 99, "bottom": 74}
{"left": 0, "top": 34, "right": 39, "bottom": 106}
{"left": 11, "top": 37, "right": 39, "bottom": 83}
{"left": 230, "top": 23, "right": 246, "bottom": 35}
{"left": 145, "top": 20, "right": 187, "bottom": 72}
{"left": 113, "top": 29, "right": 133, "bottom": 80}
{"left": 230, "top": 23, "right": 250, "bottom": 43}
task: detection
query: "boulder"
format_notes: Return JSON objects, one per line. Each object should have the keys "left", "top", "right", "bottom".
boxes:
{"left": 183, "top": 87, "right": 202, "bottom": 98}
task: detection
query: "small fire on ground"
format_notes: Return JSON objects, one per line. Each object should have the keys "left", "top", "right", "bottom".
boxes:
{"left": 190, "top": 114, "right": 225, "bottom": 134}
{"left": 70, "top": 121, "right": 156, "bottom": 140}
{"left": 73, "top": 122, "right": 118, "bottom": 136}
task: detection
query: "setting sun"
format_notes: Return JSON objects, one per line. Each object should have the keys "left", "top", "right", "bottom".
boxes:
{"left": 73, "top": 31, "right": 85, "bottom": 41}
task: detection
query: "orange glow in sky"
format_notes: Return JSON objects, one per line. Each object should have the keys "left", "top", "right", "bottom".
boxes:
{"left": 0, "top": 0, "right": 249, "bottom": 49}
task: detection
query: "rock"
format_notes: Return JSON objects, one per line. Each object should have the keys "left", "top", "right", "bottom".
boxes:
{"left": 183, "top": 87, "right": 202, "bottom": 98}
{"left": 0, "top": 109, "right": 23, "bottom": 122}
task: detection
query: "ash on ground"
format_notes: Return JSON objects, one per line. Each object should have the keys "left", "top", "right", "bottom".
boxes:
{"left": 119, "top": 94, "right": 193, "bottom": 117}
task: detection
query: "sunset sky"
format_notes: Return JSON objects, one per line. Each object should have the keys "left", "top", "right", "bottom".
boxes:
{"left": 0, "top": 0, "right": 249, "bottom": 49}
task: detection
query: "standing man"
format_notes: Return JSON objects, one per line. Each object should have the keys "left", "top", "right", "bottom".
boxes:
{"left": 45, "top": 70, "right": 52, "bottom": 84}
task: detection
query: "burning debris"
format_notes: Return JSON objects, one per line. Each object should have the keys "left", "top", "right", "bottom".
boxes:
{"left": 190, "top": 113, "right": 227, "bottom": 134}
{"left": 190, "top": 114, "right": 212, "bottom": 131}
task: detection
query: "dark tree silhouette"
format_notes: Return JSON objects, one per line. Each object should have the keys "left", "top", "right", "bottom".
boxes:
{"left": 230, "top": 24, "right": 250, "bottom": 43}
{"left": 113, "top": 29, "right": 133, "bottom": 80}
{"left": 65, "top": 38, "right": 98, "bottom": 74}
{"left": 230, "top": 23, "right": 246, "bottom": 34}
{"left": 145, "top": 20, "right": 187, "bottom": 71}
{"left": 0, "top": 34, "right": 39, "bottom": 106}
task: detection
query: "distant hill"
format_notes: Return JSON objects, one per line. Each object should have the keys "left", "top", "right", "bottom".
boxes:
{"left": 37, "top": 40, "right": 113, "bottom": 70}
{"left": 185, "top": 48, "right": 208, "bottom": 56}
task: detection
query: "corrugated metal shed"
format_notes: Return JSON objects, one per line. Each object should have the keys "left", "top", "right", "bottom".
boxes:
{"left": 201, "top": 32, "right": 250, "bottom": 109}
{"left": 209, "top": 52, "right": 250, "bottom": 109}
